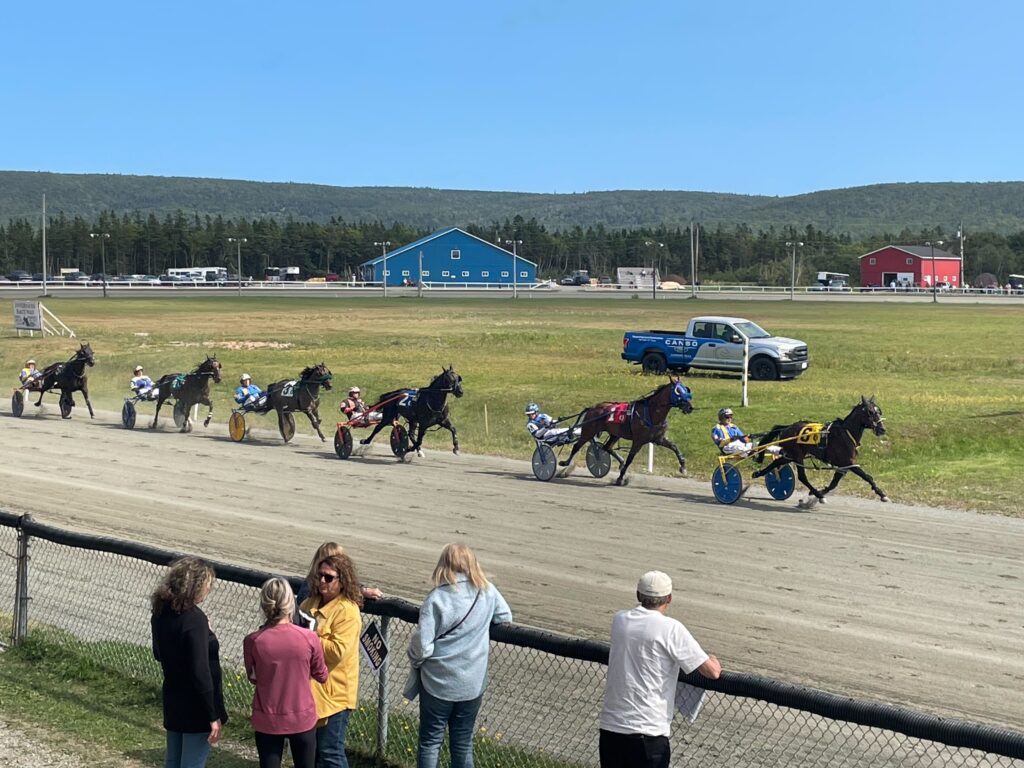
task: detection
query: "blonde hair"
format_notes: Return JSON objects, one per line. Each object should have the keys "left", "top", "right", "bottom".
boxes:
{"left": 306, "top": 542, "right": 345, "bottom": 595}
{"left": 432, "top": 543, "right": 489, "bottom": 591}
{"left": 259, "top": 577, "right": 296, "bottom": 625}
{"left": 151, "top": 557, "right": 215, "bottom": 616}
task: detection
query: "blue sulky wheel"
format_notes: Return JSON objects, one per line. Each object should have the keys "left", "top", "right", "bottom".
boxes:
{"left": 532, "top": 443, "right": 558, "bottom": 481}
{"left": 122, "top": 400, "right": 137, "bottom": 430}
{"left": 764, "top": 463, "right": 796, "bottom": 500}
{"left": 711, "top": 463, "right": 744, "bottom": 504}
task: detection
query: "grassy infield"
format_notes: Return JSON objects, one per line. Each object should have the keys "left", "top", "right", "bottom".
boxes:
{"left": 1, "top": 295, "right": 1023, "bottom": 765}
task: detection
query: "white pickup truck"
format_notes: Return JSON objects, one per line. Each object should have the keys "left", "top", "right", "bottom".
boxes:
{"left": 621, "top": 315, "right": 810, "bottom": 380}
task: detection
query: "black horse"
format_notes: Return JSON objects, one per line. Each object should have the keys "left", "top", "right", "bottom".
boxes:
{"left": 263, "top": 363, "right": 333, "bottom": 442}
{"left": 361, "top": 366, "right": 464, "bottom": 457}
{"left": 560, "top": 377, "right": 694, "bottom": 486}
{"left": 32, "top": 343, "right": 96, "bottom": 419}
{"left": 753, "top": 395, "right": 889, "bottom": 507}
{"left": 151, "top": 356, "right": 223, "bottom": 432}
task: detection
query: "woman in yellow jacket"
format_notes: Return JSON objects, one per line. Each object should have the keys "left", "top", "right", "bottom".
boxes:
{"left": 300, "top": 553, "right": 363, "bottom": 768}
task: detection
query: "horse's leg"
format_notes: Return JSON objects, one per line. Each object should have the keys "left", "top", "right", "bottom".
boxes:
{"left": 614, "top": 443, "right": 643, "bottom": 486}
{"left": 847, "top": 465, "right": 890, "bottom": 502}
{"left": 602, "top": 436, "right": 625, "bottom": 466}
{"left": 82, "top": 382, "right": 95, "bottom": 419}
{"left": 819, "top": 469, "right": 847, "bottom": 498}
{"left": 653, "top": 434, "right": 687, "bottom": 475}
{"left": 752, "top": 457, "right": 787, "bottom": 479}
{"left": 202, "top": 395, "right": 214, "bottom": 427}
{"left": 794, "top": 464, "right": 826, "bottom": 507}
{"left": 361, "top": 419, "right": 387, "bottom": 445}
{"left": 439, "top": 417, "right": 459, "bottom": 455}
{"left": 560, "top": 423, "right": 598, "bottom": 467}
{"left": 151, "top": 395, "right": 165, "bottom": 428}
{"left": 308, "top": 405, "right": 326, "bottom": 441}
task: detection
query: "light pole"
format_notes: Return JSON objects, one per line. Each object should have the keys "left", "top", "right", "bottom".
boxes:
{"left": 505, "top": 239, "right": 522, "bottom": 298}
{"left": 228, "top": 237, "right": 247, "bottom": 297}
{"left": 925, "top": 240, "right": 944, "bottom": 304}
{"left": 785, "top": 241, "right": 804, "bottom": 300}
{"left": 90, "top": 232, "right": 110, "bottom": 298}
{"left": 645, "top": 241, "right": 664, "bottom": 300}
{"left": 374, "top": 241, "right": 391, "bottom": 298}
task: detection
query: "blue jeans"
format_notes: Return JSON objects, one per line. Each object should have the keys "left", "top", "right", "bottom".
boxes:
{"left": 417, "top": 689, "right": 483, "bottom": 768}
{"left": 165, "top": 730, "right": 211, "bottom": 768}
{"left": 316, "top": 709, "right": 352, "bottom": 768}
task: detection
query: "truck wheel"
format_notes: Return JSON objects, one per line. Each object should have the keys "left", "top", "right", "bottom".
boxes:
{"left": 750, "top": 356, "right": 779, "bottom": 381}
{"left": 641, "top": 353, "right": 667, "bottom": 374}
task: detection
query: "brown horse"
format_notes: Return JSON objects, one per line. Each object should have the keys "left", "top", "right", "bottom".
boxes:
{"left": 560, "top": 377, "right": 694, "bottom": 486}
{"left": 151, "top": 356, "right": 223, "bottom": 432}
{"left": 752, "top": 395, "right": 889, "bottom": 507}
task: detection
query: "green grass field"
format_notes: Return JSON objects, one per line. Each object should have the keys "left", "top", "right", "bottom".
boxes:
{"left": 3, "top": 296, "right": 1022, "bottom": 513}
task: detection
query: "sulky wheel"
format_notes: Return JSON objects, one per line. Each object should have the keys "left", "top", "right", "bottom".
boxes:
{"left": 11, "top": 390, "right": 24, "bottom": 418}
{"left": 279, "top": 411, "right": 296, "bottom": 443}
{"left": 711, "top": 463, "right": 744, "bottom": 504}
{"left": 390, "top": 424, "right": 409, "bottom": 456}
{"left": 172, "top": 400, "right": 187, "bottom": 429}
{"left": 585, "top": 440, "right": 612, "bottom": 478}
{"left": 764, "top": 463, "right": 796, "bottom": 500}
{"left": 122, "top": 400, "right": 137, "bottom": 430}
{"left": 334, "top": 426, "right": 353, "bottom": 459}
{"left": 59, "top": 393, "right": 73, "bottom": 419}
{"left": 532, "top": 443, "right": 558, "bottom": 482}
{"left": 228, "top": 412, "right": 247, "bottom": 443}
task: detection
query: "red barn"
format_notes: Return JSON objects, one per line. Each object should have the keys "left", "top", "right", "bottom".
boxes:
{"left": 859, "top": 245, "right": 962, "bottom": 289}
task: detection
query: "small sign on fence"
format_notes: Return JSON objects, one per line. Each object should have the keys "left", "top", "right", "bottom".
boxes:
{"left": 14, "top": 301, "right": 42, "bottom": 331}
{"left": 360, "top": 619, "right": 389, "bottom": 670}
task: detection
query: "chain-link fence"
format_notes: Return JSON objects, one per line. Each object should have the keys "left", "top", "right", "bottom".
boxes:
{"left": 2, "top": 510, "right": 1023, "bottom": 768}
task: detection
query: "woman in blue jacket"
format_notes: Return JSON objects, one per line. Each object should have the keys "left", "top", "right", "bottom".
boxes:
{"left": 407, "top": 543, "right": 512, "bottom": 768}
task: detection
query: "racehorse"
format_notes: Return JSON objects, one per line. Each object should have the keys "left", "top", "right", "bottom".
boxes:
{"left": 32, "top": 343, "right": 96, "bottom": 419}
{"left": 151, "top": 356, "right": 223, "bottom": 432}
{"left": 263, "top": 363, "right": 333, "bottom": 442}
{"left": 361, "top": 365, "right": 464, "bottom": 457}
{"left": 560, "top": 377, "right": 694, "bottom": 486}
{"left": 752, "top": 395, "right": 889, "bottom": 507}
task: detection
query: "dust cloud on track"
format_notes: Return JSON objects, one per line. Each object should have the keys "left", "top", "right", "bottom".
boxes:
{"left": 1, "top": 406, "right": 1022, "bottom": 730}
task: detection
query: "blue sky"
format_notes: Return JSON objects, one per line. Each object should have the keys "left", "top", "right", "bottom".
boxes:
{"left": 2, "top": 0, "right": 1021, "bottom": 196}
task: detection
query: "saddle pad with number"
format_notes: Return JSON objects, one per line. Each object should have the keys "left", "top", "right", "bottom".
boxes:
{"left": 281, "top": 381, "right": 298, "bottom": 398}
{"left": 797, "top": 422, "right": 825, "bottom": 445}
{"left": 606, "top": 403, "right": 629, "bottom": 425}
{"left": 171, "top": 374, "right": 186, "bottom": 392}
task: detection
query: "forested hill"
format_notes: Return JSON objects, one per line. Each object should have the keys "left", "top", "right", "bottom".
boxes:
{"left": 3, "top": 171, "right": 1024, "bottom": 236}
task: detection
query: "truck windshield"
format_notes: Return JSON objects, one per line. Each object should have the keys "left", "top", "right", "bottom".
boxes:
{"left": 734, "top": 321, "right": 771, "bottom": 339}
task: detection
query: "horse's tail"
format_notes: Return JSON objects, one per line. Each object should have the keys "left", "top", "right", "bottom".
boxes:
{"left": 754, "top": 425, "right": 787, "bottom": 464}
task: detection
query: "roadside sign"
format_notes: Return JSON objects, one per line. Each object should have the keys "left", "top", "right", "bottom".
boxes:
{"left": 14, "top": 301, "right": 42, "bottom": 331}
{"left": 360, "top": 620, "right": 389, "bottom": 670}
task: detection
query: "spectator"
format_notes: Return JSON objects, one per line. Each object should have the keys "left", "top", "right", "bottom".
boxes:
{"left": 300, "top": 553, "right": 363, "bottom": 768}
{"left": 151, "top": 556, "right": 228, "bottom": 768}
{"left": 599, "top": 570, "right": 721, "bottom": 768}
{"left": 244, "top": 577, "right": 328, "bottom": 768}
{"left": 296, "top": 542, "right": 384, "bottom": 607}
{"left": 407, "top": 543, "right": 513, "bottom": 768}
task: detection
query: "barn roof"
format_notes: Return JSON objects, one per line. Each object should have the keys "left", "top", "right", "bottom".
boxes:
{"left": 361, "top": 227, "right": 537, "bottom": 267}
{"left": 859, "top": 245, "right": 961, "bottom": 261}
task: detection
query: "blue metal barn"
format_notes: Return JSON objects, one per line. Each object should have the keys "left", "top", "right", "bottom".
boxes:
{"left": 359, "top": 228, "right": 537, "bottom": 287}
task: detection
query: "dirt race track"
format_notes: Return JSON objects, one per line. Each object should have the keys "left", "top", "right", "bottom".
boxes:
{"left": 2, "top": 404, "right": 1023, "bottom": 731}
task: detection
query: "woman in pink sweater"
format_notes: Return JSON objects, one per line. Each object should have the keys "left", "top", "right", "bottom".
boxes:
{"left": 244, "top": 577, "right": 329, "bottom": 768}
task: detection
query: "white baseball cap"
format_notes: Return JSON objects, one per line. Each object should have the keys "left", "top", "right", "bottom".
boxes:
{"left": 134, "top": 365, "right": 144, "bottom": 373}
{"left": 637, "top": 571, "right": 672, "bottom": 598}
{"left": 240, "top": 373, "right": 252, "bottom": 382}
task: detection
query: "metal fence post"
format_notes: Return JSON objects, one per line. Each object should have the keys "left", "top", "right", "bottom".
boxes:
{"left": 376, "top": 616, "right": 390, "bottom": 763}
{"left": 12, "top": 513, "right": 32, "bottom": 645}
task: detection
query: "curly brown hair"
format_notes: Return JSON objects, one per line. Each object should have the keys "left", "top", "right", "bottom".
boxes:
{"left": 151, "top": 556, "right": 215, "bottom": 616}
{"left": 318, "top": 554, "right": 364, "bottom": 607}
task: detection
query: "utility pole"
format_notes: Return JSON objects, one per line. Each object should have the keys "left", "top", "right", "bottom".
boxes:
{"left": 374, "top": 241, "right": 391, "bottom": 298}
{"left": 786, "top": 241, "right": 804, "bottom": 300}
{"left": 228, "top": 237, "right": 247, "bottom": 297}
{"left": 505, "top": 239, "right": 523, "bottom": 298}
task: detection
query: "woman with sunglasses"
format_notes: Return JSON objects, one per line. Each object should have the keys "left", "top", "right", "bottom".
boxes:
{"left": 299, "top": 553, "right": 363, "bottom": 768}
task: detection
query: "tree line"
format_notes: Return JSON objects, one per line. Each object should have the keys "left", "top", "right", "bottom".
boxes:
{"left": 3, "top": 211, "right": 1023, "bottom": 285}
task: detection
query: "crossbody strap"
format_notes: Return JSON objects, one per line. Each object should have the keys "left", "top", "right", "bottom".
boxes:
{"left": 436, "top": 588, "right": 482, "bottom": 640}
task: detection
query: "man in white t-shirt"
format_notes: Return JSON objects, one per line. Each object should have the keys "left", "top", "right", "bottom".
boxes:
{"left": 598, "top": 570, "right": 722, "bottom": 768}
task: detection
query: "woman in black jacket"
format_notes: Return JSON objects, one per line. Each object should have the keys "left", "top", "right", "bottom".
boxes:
{"left": 151, "top": 557, "right": 228, "bottom": 768}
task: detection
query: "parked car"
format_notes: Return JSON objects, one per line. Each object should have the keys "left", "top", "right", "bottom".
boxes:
{"left": 7, "top": 270, "right": 32, "bottom": 282}
{"left": 159, "top": 274, "right": 190, "bottom": 284}
{"left": 64, "top": 272, "right": 90, "bottom": 282}
{"left": 324, "top": 273, "right": 340, "bottom": 282}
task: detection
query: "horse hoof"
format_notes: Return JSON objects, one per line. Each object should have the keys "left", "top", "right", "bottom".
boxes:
{"left": 359, "top": 439, "right": 371, "bottom": 446}
{"left": 453, "top": 449, "right": 460, "bottom": 456}
{"left": 417, "top": 449, "right": 425, "bottom": 458}
{"left": 402, "top": 453, "right": 415, "bottom": 463}
{"left": 881, "top": 496, "right": 891, "bottom": 503}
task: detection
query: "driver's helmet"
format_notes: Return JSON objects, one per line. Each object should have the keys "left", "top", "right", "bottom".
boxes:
{"left": 240, "top": 373, "right": 252, "bottom": 384}
{"left": 348, "top": 386, "right": 361, "bottom": 397}
{"left": 718, "top": 407, "right": 734, "bottom": 423}
{"left": 25, "top": 359, "right": 36, "bottom": 366}
{"left": 525, "top": 403, "right": 539, "bottom": 415}
{"left": 133, "top": 365, "right": 144, "bottom": 374}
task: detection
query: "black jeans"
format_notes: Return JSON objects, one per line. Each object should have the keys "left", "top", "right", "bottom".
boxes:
{"left": 599, "top": 729, "right": 671, "bottom": 768}
{"left": 255, "top": 727, "right": 317, "bottom": 768}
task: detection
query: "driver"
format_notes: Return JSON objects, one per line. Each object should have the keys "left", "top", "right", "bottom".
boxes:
{"left": 129, "top": 365, "right": 156, "bottom": 399}
{"left": 712, "top": 407, "right": 781, "bottom": 457}
{"left": 19, "top": 359, "right": 43, "bottom": 389}
{"left": 235, "top": 373, "right": 265, "bottom": 409}
{"left": 340, "top": 386, "right": 381, "bottom": 423}
{"left": 525, "top": 403, "right": 575, "bottom": 443}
